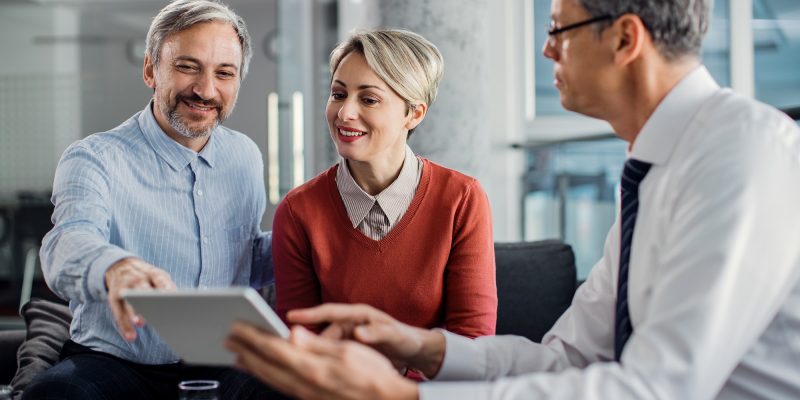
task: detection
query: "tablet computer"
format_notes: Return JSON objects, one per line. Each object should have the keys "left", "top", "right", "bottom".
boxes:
{"left": 122, "top": 287, "right": 289, "bottom": 366}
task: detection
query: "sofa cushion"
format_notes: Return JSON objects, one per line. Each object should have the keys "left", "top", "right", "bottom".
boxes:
{"left": 0, "top": 330, "right": 25, "bottom": 384}
{"left": 10, "top": 298, "right": 71, "bottom": 391}
{"left": 495, "top": 240, "right": 576, "bottom": 342}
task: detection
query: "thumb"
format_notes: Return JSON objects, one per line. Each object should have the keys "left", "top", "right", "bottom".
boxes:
{"left": 292, "top": 326, "right": 341, "bottom": 356}
{"left": 353, "top": 323, "right": 395, "bottom": 345}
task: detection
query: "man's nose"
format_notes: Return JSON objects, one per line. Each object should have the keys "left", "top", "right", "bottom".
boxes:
{"left": 542, "top": 37, "right": 559, "bottom": 61}
{"left": 193, "top": 72, "right": 218, "bottom": 101}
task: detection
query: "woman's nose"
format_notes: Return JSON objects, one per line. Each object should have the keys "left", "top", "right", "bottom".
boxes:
{"left": 337, "top": 99, "right": 358, "bottom": 121}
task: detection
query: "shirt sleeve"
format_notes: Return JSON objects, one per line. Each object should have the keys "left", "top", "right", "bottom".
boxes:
{"left": 40, "top": 143, "right": 136, "bottom": 303}
{"left": 442, "top": 179, "right": 498, "bottom": 338}
{"left": 429, "top": 226, "right": 620, "bottom": 383}
{"left": 273, "top": 197, "right": 321, "bottom": 322}
{"left": 244, "top": 135, "right": 271, "bottom": 290}
{"left": 422, "top": 115, "right": 800, "bottom": 399}
{"left": 249, "top": 230, "right": 274, "bottom": 289}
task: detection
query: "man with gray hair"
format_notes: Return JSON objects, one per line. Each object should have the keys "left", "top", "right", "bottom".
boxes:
{"left": 225, "top": 0, "right": 800, "bottom": 399}
{"left": 24, "top": 0, "right": 276, "bottom": 398}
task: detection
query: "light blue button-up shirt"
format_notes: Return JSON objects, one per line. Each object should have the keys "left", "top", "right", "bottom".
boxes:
{"left": 40, "top": 102, "right": 272, "bottom": 364}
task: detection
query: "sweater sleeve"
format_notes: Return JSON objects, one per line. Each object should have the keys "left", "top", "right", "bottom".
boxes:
{"left": 442, "top": 179, "right": 498, "bottom": 338}
{"left": 273, "top": 197, "right": 322, "bottom": 323}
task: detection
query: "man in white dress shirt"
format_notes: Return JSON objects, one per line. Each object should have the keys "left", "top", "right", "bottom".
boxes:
{"left": 224, "top": 0, "right": 800, "bottom": 399}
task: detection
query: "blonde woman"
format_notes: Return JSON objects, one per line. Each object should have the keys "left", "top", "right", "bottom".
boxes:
{"left": 273, "top": 29, "right": 497, "bottom": 344}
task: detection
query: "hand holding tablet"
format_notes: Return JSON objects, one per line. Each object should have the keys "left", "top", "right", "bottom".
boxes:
{"left": 122, "top": 287, "right": 289, "bottom": 365}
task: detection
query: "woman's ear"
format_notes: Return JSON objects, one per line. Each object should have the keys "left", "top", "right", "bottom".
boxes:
{"left": 405, "top": 102, "right": 428, "bottom": 131}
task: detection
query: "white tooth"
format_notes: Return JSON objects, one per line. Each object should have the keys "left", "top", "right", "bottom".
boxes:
{"left": 187, "top": 102, "right": 211, "bottom": 111}
{"left": 339, "top": 129, "right": 365, "bottom": 137}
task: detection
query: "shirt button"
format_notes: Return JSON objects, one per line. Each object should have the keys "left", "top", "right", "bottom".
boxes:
{"left": 202, "top": 236, "right": 209, "bottom": 244}
{"left": 197, "top": 189, "right": 204, "bottom": 196}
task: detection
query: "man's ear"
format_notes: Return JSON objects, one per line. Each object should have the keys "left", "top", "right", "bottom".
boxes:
{"left": 143, "top": 54, "right": 156, "bottom": 89}
{"left": 612, "top": 14, "right": 647, "bottom": 66}
{"left": 405, "top": 102, "right": 428, "bottom": 131}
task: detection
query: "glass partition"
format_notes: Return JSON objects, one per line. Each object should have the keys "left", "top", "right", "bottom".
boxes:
{"left": 754, "top": 0, "right": 800, "bottom": 108}
{"left": 521, "top": 136, "right": 626, "bottom": 279}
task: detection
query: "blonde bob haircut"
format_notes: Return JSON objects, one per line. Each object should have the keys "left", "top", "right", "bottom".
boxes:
{"left": 329, "top": 29, "right": 444, "bottom": 136}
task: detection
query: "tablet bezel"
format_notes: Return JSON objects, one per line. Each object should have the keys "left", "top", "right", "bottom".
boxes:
{"left": 122, "top": 287, "right": 289, "bottom": 365}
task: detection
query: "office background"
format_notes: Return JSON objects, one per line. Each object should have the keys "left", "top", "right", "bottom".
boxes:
{"left": 0, "top": 0, "right": 797, "bottom": 313}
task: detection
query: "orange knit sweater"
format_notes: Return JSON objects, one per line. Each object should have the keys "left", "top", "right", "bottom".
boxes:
{"left": 273, "top": 159, "right": 497, "bottom": 338}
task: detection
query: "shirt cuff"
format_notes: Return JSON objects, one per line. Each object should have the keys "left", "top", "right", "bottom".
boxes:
{"left": 432, "top": 330, "right": 488, "bottom": 381}
{"left": 87, "top": 248, "right": 136, "bottom": 302}
{"left": 419, "top": 382, "right": 492, "bottom": 400}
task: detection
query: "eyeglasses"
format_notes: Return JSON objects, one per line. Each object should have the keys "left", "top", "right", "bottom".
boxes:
{"left": 546, "top": 14, "right": 614, "bottom": 47}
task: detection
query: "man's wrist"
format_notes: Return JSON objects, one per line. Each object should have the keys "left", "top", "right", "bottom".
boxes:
{"left": 105, "top": 257, "right": 129, "bottom": 289}
{"left": 90, "top": 251, "right": 136, "bottom": 301}
{"left": 409, "top": 329, "right": 446, "bottom": 379}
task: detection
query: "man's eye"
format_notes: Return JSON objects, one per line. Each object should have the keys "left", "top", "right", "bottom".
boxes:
{"left": 176, "top": 65, "right": 199, "bottom": 73}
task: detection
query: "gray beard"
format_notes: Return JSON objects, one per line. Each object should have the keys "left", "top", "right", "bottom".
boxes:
{"left": 167, "top": 107, "right": 218, "bottom": 139}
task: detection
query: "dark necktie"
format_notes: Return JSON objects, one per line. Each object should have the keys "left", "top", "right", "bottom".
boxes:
{"left": 614, "top": 158, "right": 652, "bottom": 362}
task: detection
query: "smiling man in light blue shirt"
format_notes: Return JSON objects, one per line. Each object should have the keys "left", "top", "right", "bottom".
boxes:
{"left": 24, "top": 1, "right": 277, "bottom": 399}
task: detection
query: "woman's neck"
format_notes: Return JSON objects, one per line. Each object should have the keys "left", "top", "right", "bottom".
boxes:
{"left": 346, "top": 148, "right": 407, "bottom": 196}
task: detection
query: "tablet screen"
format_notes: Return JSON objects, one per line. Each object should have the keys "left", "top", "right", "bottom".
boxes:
{"left": 122, "top": 287, "right": 289, "bottom": 365}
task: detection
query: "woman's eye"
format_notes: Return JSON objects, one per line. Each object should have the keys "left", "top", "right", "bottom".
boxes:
{"left": 361, "top": 97, "right": 378, "bottom": 105}
{"left": 331, "top": 92, "right": 346, "bottom": 100}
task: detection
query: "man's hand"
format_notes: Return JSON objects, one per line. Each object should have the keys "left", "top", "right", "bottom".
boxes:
{"left": 104, "top": 257, "right": 176, "bottom": 341}
{"left": 288, "top": 303, "right": 446, "bottom": 378}
{"left": 226, "top": 323, "right": 418, "bottom": 400}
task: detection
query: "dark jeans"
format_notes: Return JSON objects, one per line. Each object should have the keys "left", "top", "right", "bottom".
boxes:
{"left": 22, "top": 340, "right": 289, "bottom": 400}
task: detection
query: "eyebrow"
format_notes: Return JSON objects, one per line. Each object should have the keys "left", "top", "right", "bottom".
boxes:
{"left": 332, "top": 79, "right": 386, "bottom": 92}
{"left": 174, "top": 56, "right": 239, "bottom": 72}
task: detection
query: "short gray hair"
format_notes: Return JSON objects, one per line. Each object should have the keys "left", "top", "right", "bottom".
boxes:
{"left": 578, "top": 0, "right": 712, "bottom": 61}
{"left": 145, "top": 0, "right": 252, "bottom": 79}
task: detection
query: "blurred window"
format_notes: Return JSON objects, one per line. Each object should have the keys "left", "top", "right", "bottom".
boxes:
{"left": 526, "top": 0, "right": 738, "bottom": 279}
{"left": 753, "top": 0, "right": 800, "bottom": 109}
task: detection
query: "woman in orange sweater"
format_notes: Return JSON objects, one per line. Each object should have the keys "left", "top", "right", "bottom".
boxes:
{"left": 273, "top": 29, "right": 497, "bottom": 340}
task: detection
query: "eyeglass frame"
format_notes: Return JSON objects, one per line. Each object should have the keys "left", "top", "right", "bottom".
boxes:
{"left": 546, "top": 14, "right": 615, "bottom": 46}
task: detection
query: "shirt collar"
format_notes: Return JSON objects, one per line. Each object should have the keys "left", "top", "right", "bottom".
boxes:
{"left": 336, "top": 145, "right": 419, "bottom": 228}
{"left": 137, "top": 101, "right": 219, "bottom": 170}
{"left": 629, "top": 66, "right": 720, "bottom": 165}
{"left": 375, "top": 145, "right": 419, "bottom": 225}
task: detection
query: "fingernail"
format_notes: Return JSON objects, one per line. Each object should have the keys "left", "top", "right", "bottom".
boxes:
{"left": 293, "top": 326, "right": 309, "bottom": 340}
{"left": 355, "top": 326, "right": 370, "bottom": 340}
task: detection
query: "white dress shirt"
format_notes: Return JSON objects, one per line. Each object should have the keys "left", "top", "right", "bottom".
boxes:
{"left": 420, "top": 67, "right": 800, "bottom": 399}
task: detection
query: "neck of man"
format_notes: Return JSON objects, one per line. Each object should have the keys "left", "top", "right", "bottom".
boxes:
{"left": 606, "top": 52, "right": 701, "bottom": 146}
{"left": 346, "top": 147, "right": 407, "bottom": 196}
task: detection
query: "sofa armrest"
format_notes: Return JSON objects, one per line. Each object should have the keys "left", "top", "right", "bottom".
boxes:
{"left": 0, "top": 330, "right": 25, "bottom": 384}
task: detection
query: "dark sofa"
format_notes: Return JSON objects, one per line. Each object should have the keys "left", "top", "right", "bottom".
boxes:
{"left": 0, "top": 240, "right": 577, "bottom": 394}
